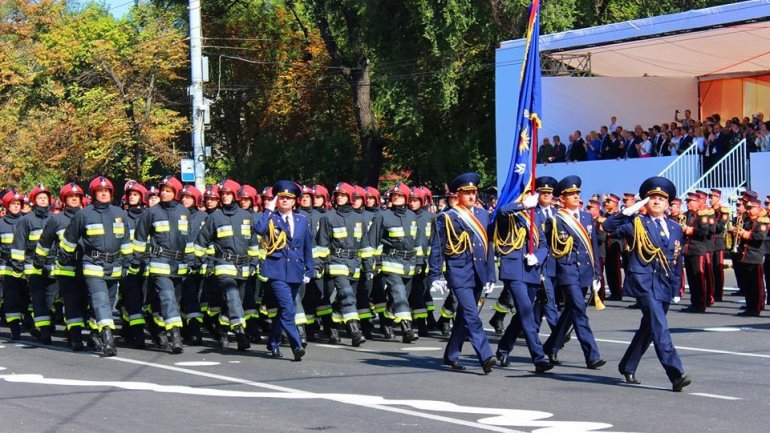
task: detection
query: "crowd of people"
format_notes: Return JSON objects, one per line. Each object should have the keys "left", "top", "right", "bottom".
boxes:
{"left": 537, "top": 110, "right": 770, "bottom": 164}
{"left": 1, "top": 171, "right": 768, "bottom": 392}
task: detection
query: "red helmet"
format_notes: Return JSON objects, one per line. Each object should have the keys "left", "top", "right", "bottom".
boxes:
{"left": 333, "top": 182, "right": 356, "bottom": 199}
{"left": 387, "top": 182, "right": 411, "bottom": 198}
{"left": 28, "top": 184, "right": 53, "bottom": 202}
{"left": 59, "top": 182, "right": 84, "bottom": 203}
{"left": 218, "top": 179, "right": 241, "bottom": 196}
{"left": 2, "top": 189, "right": 23, "bottom": 208}
{"left": 410, "top": 187, "right": 426, "bottom": 207}
{"left": 238, "top": 185, "right": 258, "bottom": 202}
{"left": 418, "top": 186, "right": 433, "bottom": 206}
{"left": 261, "top": 186, "right": 274, "bottom": 199}
{"left": 311, "top": 184, "right": 329, "bottom": 202}
{"left": 353, "top": 185, "right": 367, "bottom": 201}
{"left": 123, "top": 180, "right": 148, "bottom": 205}
{"left": 365, "top": 187, "right": 381, "bottom": 205}
{"left": 82, "top": 195, "right": 92, "bottom": 206}
{"left": 158, "top": 175, "right": 183, "bottom": 198}
{"left": 203, "top": 185, "right": 219, "bottom": 200}
{"left": 180, "top": 185, "right": 202, "bottom": 206}
{"left": 89, "top": 176, "right": 114, "bottom": 196}
{"left": 301, "top": 185, "right": 313, "bottom": 196}
{"left": 146, "top": 186, "right": 160, "bottom": 201}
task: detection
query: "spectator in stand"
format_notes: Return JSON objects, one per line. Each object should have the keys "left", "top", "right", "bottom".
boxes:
{"left": 693, "top": 127, "right": 706, "bottom": 159}
{"left": 609, "top": 116, "right": 618, "bottom": 132}
{"left": 550, "top": 135, "right": 566, "bottom": 163}
{"left": 675, "top": 109, "right": 697, "bottom": 129}
{"left": 637, "top": 131, "right": 653, "bottom": 158}
{"left": 677, "top": 127, "right": 694, "bottom": 154}
{"left": 599, "top": 126, "right": 614, "bottom": 159}
{"left": 586, "top": 130, "right": 600, "bottom": 161}
{"left": 727, "top": 121, "right": 743, "bottom": 150}
{"left": 756, "top": 122, "right": 769, "bottom": 151}
{"left": 752, "top": 113, "right": 765, "bottom": 130}
{"left": 537, "top": 137, "right": 554, "bottom": 164}
{"left": 610, "top": 131, "right": 622, "bottom": 159}
{"left": 652, "top": 125, "right": 668, "bottom": 156}
{"left": 624, "top": 130, "right": 639, "bottom": 159}
{"left": 711, "top": 123, "right": 727, "bottom": 157}
{"left": 567, "top": 130, "right": 587, "bottom": 162}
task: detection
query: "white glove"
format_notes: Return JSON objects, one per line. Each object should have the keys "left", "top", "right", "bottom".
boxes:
{"left": 483, "top": 282, "right": 495, "bottom": 295}
{"left": 302, "top": 276, "right": 310, "bottom": 284}
{"left": 522, "top": 192, "right": 539, "bottom": 210}
{"left": 621, "top": 197, "right": 649, "bottom": 216}
{"left": 525, "top": 254, "right": 539, "bottom": 267}
{"left": 592, "top": 278, "right": 601, "bottom": 293}
{"left": 431, "top": 280, "right": 447, "bottom": 295}
{"left": 266, "top": 196, "right": 277, "bottom": 212}
{"left": 673, "top": 296, "right": 681, "bottom": 304}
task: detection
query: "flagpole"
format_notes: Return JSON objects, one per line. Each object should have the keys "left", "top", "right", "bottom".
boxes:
{"left": 528, "top": 127, "right": 538, "bottom": 254}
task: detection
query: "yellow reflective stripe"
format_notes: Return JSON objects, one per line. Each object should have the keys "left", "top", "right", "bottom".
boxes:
{"left": 184, "top": 242, "right": 194, "bottom": 254}
{"left": 52, "top": 269, "right": 76, "bottom": 277}
{"left": 216, "top": 225, "right": 234, "bottom": 238}
{"left": 359, "top": 246, "right": 374, "bottom": 258}
{"left": 10, "top": 249, "right": 25, "bottom": 261}
{"left": 332, "top": 227, "right": 348, "bottom": 238}
{"left": 374, "top": 244, "right": 383, "bottom": 256}
{"left": 149, "top": 262, "right": 171, "bottom": 275}
{"left": 353, "top": 226, "right": 363, "bottom": 239}
{"left": 132, "top": 240, "right": 148, "bottom": 253}
{"left": 327, "top": 264, "right": 350, "bottom": 276}
{"left": 83, "top": 264, "right": 104, "bottom": 277}
{"left": 152, "top": 220, "right": 170, "bottom": 232}
{"left": 381, "top": 260, "right": 406, "bottom": 275}
{"left": 241, "top": 225, "right": 251, "bottom": 237}
{"left": 113, "top": 222, "right": 125, "bottom": 236}
{"left": 410, "top": 226, "right": 417, "bottom": 237}
{"left": 248, "top": 245, "right": 260, "bottom": 257}
{"left": 214, "top": 264, "right": 237, "bottom": 276}
{"left": 178, "top": 263, "right": 188, "bottom": 275}
{"left": 316, "top": 246, "right": 330, "bottom": 258}
{"left": 29, "top": 229, "right": 42, "bottom": 241}
{"left": 24, "top": 265, "right": 43, "bottom": 276}
{"left": 85, "top": 224, "right": 104, "bottom": 236}
{"left": 35, "top": 244, "right": 49, "bottom": 257}
{"left": 56, "top": 228, "right": 65, "bottom": 239}
{"left": 194, "top": 244, "right": 207, "bottom": 257}
{"left": 120, "top": 243, "right": 132, "bottom": 255}
{"left": 414, "top": 246, "right": 424, "bottom": 257}
{"left": 387, "top": 227, "right": 405, "bottom": 238}
{"left": 178, "top": 220, "right": 189, "bottom": 231}
{"left": 425, "top": 225, "right": 432, "bottom": 237}
{"left": 110, "top": 267, "right": 122, "bottom": 278}
{"left": 60, "top": 238, "right": 77, "bottom": 253}
{"left": 1, "top": 233, "right": 13, "bottom": 243}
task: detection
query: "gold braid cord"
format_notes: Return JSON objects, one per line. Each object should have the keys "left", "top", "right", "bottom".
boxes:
{"left": 493, "top": 215, "right": 526, "bottom": 255}
{"left": 443, "top": 214, "right": 471, "bottom": 255}
{"left": 261, "top": 219, "right": 287, "bottom": 256}
{"left": 630, "top": 217, "right": 670, "bottom": 276}
{"left": 549, "top": 218, "right": 573, "bottom": 259}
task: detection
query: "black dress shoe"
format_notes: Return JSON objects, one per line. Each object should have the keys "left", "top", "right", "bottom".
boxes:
{"left": 270, "top": 348, "right": 283, "bottom": 358}
{"left": 547, "top": 352, "right": 562, "bottom": 365}
{"left": 626, "top": 302, "right": 640, "bottom": 309}
{"left": 622, "top": 372, "right": 641, "bottom": 384}
{"left": 587, "top": 358, "right": 607, "bottom": 369}
{"left": 292, "top": 347, "right": 306, "bottom": 362}
{"left": 443, "top": 358, "right": 466, "bottom": 371}
{"left": 482, "top": 357, "right": 496, "bottom": 374}
{"left": 497, "top": 354, "right": 510, "bottom": 367}
{"left": 535, "top": 363, "right": 554, "bottom": 373}
{"left": 672, "top": 374, "right": 691, "bottom": 392}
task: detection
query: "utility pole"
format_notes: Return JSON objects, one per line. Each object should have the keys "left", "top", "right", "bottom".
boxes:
{"left": 189, "top": 0, "right": 206, "bottom": 191}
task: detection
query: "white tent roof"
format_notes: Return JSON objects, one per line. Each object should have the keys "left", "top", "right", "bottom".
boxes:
{"left": 498, "top": 0, "right": 770, "bottom": 78}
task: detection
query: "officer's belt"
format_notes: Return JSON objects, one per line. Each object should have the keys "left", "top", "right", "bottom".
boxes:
{"left": 150, "top": 246, "right": 185, "bottom": 260}
{"left": 85, "top": 249, "right": 121, "bottom": 262}
{"left": 333, "top": 248, "right": 357, "bottom": 259}
{"left": 382, "top": 248, "right": 414, "bottom": 259}
{"left": 213, "top": 250, "right": 250, "bottom": 265}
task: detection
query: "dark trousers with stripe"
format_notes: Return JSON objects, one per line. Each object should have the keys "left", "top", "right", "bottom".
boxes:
{"left": 742, "top": 263, "right": 766, "bottom": 315}
{"left": 764, "top": 255, "right": 770, "bottom": 305}
{"left": 59, "top": 276, "right": 88, "bottom": 329}
{"left": 684, "top": 255, "right": 706, "bottom": 310}
{"left": 703, "top": 252, "right": 715, "bottom": 305}
{"left": 711, "top": 250, "right": 725, "bottom": 301}
{"left": 605, "top": 242, "right": 623, "bottom": 298}
{"left": 29, "top": 274, "right": 58, "bottom": 328}
{"left": 3, "top": 276, "right": 29, "bottom": 324}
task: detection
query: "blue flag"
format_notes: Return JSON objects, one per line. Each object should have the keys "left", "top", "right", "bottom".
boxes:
{"left": 495, "top": 0, "right": 542, "bottom": 217}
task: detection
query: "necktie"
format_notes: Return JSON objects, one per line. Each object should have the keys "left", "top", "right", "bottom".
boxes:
{"left": 655, "top": 218, "right": 668, "bottom": 245}
{"left": 284, "top": 215, "right": 291, "bottom": 236}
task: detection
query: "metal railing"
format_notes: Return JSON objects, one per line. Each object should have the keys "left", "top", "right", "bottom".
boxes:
{"left": 682, "top": 139, "right": 748, "bottom": 198}
{"left": 656, "top": 143, "right": 700, "bottom": 198}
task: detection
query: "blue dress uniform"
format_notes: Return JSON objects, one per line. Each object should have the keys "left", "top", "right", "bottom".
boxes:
{"left": 533, "top": 176, "right": 559, "bottom": 332}
{"left": 542, "top": 176, "right": 605, "bottom": 368}
{"left": 428, "top": 172, "right": 496, "bottom": 373}
{"left": 493, "top": 201, "right": 552, "bottom": 372}
{"left": 603, "top": 177, "right": 690, "bottom": 391}
{"left": 254, "top": 181, "right": 314, "bottom": 360}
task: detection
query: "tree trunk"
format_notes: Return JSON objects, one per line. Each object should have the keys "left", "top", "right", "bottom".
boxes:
{"left": 349, "top": 64, "right": 383, "bottom": 186}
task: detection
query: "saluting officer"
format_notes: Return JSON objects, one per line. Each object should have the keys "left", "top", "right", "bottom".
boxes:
{"left": 58, "top": 176, "right": 132, "bottom": 356}
{"left": 428, "top": 172, "right": 496, "bottom": 374}
{"left": 254, "top": 181, "right": 313, "bottom": 361}
{"left": 603, "top": 176, "right": 691, "bottom": 392}
{"left": 542, "top": 175, "right": 605, "bottom": 369}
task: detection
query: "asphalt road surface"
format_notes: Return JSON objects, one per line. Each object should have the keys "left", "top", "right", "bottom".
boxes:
{"left": 1, "top": 273, "right": 768, "bottom": 433}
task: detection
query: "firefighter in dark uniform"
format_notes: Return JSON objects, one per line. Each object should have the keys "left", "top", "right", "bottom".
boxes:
{"left": 1, "top": 190, "right": 27, "bottom": 340}
{"left": 428, "top": 172, "right": 495, "bottom": 373}
{"left": 303, "top": 184, "right": 329, "bottom": 341}
{"left": 195, "top": 179, "right": 258, "bottom": 351}
{"left": 254, "top": 181, "right": 313, "bottom": 361}
{"left": 352, "top": 186, "right": 376, "bottom": 339}
{"left": 407, "top": 186, "right": 436, "bottom": 337}
{"left": 493, "top": 190, "right": 553, "bottom": 373}
{"left": 680, "top": 192, "right": 711, "bottom": 313}
{"left": 733, "top": 198, "right": 768, "bottom": 316}
{"left": 120, "top": 180, "right": 149, "bottom": 348}
{"left": 603, "top": 176, "right": 691, "bottom": 392}
{"left": 237, "top": 184, "right": 264, "bottom": 344}
{"left": 362, "top": 182, "right": 424, "bottom": 343}
{"left": 315, "top": 182, "right": 367, "bottom": 346}
{"left": 179, "top": 184, "right": 206, "bottom": 345}
{"left": 11, "top": 185, "right": 54, "bottom": 343}
{"left": 58, "top": 176, "right": 131, "bottom": 356}
{"left": 199, "top": 185, "right": 223, "bottom": 337}
{"left": 709, "top": 189, "right": 730, "bottom": 302}
{"left": 542, "top": 176, "right": 605, "bottom": 369}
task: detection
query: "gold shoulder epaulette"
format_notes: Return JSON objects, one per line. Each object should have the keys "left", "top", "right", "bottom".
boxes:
{"left": 721, "top": 206, "right": 730, "bottom": 213}
{"left": 759, "top": 217, "right": 770, "bottom": 224}
{"left": 597, "top": 217, "right": 606, "bottom": 224}
{"left": 698, "top": 209, "right": 714, "bottom": 216}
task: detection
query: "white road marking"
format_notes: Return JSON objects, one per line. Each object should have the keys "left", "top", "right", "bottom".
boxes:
{"left": 689, "top": 393, "right": 742, "bottom": 401}
{"left": 0, "top": 367, "right": 5, "bottom": 371}
{"left": 703, "top": 327, "right": 742, "bottom": 332}
{"left": 174, "top": 361, "right": 220, "bottom": 367}
{"left": 400, "top": 347, "right": 442, "bottom": 351}
{"left": 592, "top": 337, "right": 770, "bottom": 359}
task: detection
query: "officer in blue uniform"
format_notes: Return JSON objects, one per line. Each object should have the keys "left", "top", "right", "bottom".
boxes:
{"left": 532, "top": 176, "right": 559, "bottom": 332}
{"left": 428, "top": 172, "right": 496, "bottom": 374}
{"left": 542, "top": 175, "right": 605, "bottom": 369}
{"left": 603, "top": 176, "right": 691, "bottom": 392}
{"left": 254, "top": 181, "right": 314, "bottom": 361}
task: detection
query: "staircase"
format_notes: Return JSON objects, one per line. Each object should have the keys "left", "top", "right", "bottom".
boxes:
{"left": 657, "top": 139, "right": 748, "bottom": 199}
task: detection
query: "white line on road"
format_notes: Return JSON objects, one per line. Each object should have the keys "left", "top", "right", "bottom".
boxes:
{"left": 592, "top": 338, "right": 770, "bottom": 359}
{"left": 689, "top": 393, "right": 742, "bottom": 401}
